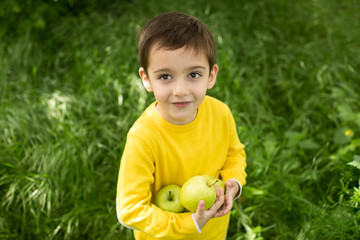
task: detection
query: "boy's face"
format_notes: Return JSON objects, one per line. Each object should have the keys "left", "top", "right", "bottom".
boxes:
{"left": 139, "top": 43, "right": 218, "bottom": 125}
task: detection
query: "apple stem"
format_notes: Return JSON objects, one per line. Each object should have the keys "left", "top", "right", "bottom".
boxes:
{"left": 168, "top": 191, "right": 173, "bottom": 201}
{"left": 208, "top": 179, "right": 218, "bottom": 187}
{"left": 214, "top": 169, "right": 220, "bottom": 178}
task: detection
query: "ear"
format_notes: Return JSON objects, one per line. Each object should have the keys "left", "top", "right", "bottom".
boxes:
{"left": 207, "top": 64, "right": 218, "bottom": 89}
{"left": 139, "top": 67, "right": 153, "bottom": 92}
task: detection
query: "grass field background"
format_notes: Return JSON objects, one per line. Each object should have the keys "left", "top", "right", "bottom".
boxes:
{"left": 1, "top": 0, "right": 359, "bottom": 239}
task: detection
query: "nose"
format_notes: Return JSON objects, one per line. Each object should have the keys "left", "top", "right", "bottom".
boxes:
{"left": 173, "top": 79, "right": 189, "bottom": 96}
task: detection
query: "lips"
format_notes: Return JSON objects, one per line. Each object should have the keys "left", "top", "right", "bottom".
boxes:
{"left": 172, "top": 101, "right": 191, "bottom": 108}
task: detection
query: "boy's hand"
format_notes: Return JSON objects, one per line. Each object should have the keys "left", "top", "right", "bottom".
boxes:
{"left": 214, "top": 179, "right": 239, "bottom": 217}
{"left": 193, "top": 184, "right": 225, "bottom": 230}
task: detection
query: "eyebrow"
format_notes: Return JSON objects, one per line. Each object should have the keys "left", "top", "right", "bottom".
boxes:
{"left": 153, "top": 66, "right": 206, "bottom": 74}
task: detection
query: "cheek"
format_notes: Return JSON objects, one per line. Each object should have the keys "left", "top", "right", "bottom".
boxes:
{"left": 195, "top": 83, "right": 209, "bottom": 96}
{"left": 152, "top": 86, "right": 168, "bottom": 102}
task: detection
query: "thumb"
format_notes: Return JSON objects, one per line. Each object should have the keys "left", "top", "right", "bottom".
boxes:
{"left": 226, "top": 180, "right": 234, "bottom": 189}
{"left": 194, "top": 200, "right": 207, "bottom": 229}
{"left": 197, "top": 200, "right": 206, "bottom": 213}
{"left": 226, "top": 180, "right": 239, "bottom": 197}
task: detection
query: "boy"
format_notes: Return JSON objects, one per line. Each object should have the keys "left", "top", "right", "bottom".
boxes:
{"left": 116, "top": 11, "right": 246, "bottom": 239}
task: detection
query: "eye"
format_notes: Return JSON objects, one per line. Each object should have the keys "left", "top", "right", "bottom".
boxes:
{"left": 189, "top": 72, "right": 201, "bottom": 79}
{"left": 159, "top": 74, "right": 172, "bottom": 80}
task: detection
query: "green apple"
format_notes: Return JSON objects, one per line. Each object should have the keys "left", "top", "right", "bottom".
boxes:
{"left": 155, "top": 184, "right": 185, "bottom": 213}
{"left": 180, "top": 175, "right": 225, "bottom": 212}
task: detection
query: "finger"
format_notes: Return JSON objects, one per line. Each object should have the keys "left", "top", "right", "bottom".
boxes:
{"left": 225, "top": 180, "right": 234, "bottom": 193}
{"left": 214, "top": 192, "right": 229, "bottom": 217}
{"left": 214, "top": 196, "right": 227, "bottom": 217}
{"left": 226, "top": 180, "right": 239, "bottom": 198}
{"left": 215, "top": 184, "right": 225, "bottom": 200}
{"left": 193, "top": 200, "right": 207, "bottom": 230}
{"left": 226, "top": 180, "right": 234, "bottom": 188}
{"left": 212, "top": 184, "right": 221, "bottom": 205}
{"left": 211, "top": 187, "right": 225, "bottom": 212}
{"left": 221, "top": 194, "right": 233, "bottom": 215}
{"left": 216, "top": 186, "right": 224, "bottom": 203}
{"left": 213, "top": 183, "right": 219, "bottom": 197}
{"left": 196, "top": 200, "right": 206, "bottom": 214}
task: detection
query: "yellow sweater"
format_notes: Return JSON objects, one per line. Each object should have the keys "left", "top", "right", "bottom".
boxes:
{"left": 116, "top": 96, "right": 247, "bottom": 239}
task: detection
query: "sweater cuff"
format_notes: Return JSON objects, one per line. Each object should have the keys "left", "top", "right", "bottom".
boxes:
{"left": 229, "top": 178, "right": 242, "bottom": 200}
{"left": 191, "top": 213, "right": 202, "bottom": 233}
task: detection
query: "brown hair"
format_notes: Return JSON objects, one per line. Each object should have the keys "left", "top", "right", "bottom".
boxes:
{"left": 138, "top": 11, "right": 216, "bottom": 73}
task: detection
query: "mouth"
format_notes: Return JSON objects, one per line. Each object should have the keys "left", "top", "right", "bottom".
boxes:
{"left": 172, "top": 101, "right": 191, "bottom": 108}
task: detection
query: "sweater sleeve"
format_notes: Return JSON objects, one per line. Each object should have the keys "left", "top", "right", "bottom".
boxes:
{"left": 116, "top": 135, "right": 198, "bottom": 239}
{"left": 220, "top": 109, "right": 247, "bottom": 187}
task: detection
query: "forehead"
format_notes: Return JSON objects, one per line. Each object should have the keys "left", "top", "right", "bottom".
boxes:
{"left": 148, "top": 42, "right": 208, "bottom": 67}
{"left": 150, "top": 41, "right": 203, "bottom": 55}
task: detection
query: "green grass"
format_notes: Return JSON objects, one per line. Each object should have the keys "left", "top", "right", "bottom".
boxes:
{"left": 1, "top": 0, "right": 359, "bottom": 239}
